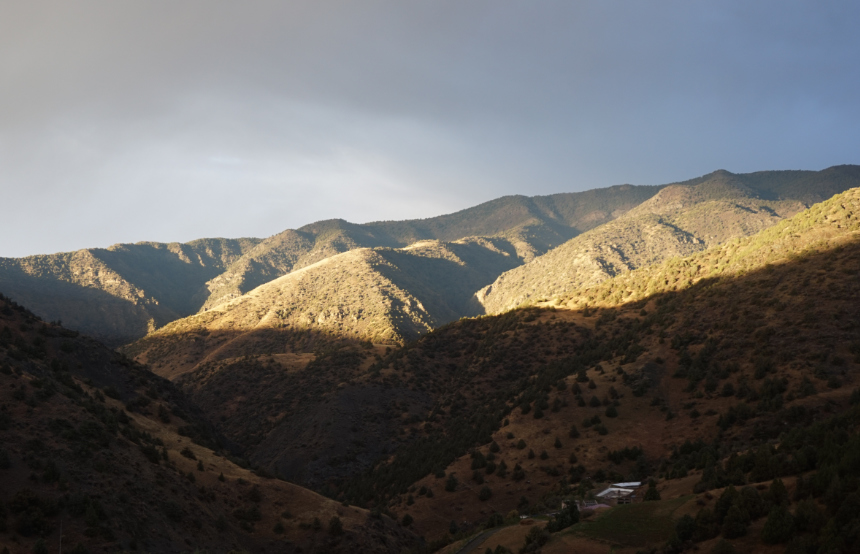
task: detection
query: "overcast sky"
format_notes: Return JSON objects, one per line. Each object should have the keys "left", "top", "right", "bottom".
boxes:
{"left": 1, "top": 1, "right": 858, "bottom": 257}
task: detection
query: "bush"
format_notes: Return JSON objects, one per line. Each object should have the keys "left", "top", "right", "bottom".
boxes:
{"left": 329, "top": 515, "right": 344, "bottom": 535}
{"left": 445, "top": 474, "right": 458, "bottom": 491}
{"left": 401, "top": 514, "right": 413, "bottom": 527}
{"left": 479, "top": 486, "right": 492, "bottom": 501}
{"left": 605, "top": 405, "right": 618, "bottom": 418}
{"left": 760, "top": 505, "right": 794, "bottom": 544}
{"left": 32, "top": 539, "right": 49, "bottom": 554}
{"left": 644, "top": 481, "right": 660, "bottom": 501}
{"left": 722, "top": 505, "right": 749, "bottom": 539}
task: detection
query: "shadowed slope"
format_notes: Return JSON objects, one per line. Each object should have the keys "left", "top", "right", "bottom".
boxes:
{"left": 0, "top": 239, "right": 259, "bottom": 346}
{"left": 0, "top": 294, "right": 418, "bottom": 554}
{"left": 343, "top": 188, "right": 860, "bottom": 540}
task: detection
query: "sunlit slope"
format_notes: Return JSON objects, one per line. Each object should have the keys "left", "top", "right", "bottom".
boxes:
{"left": 350, "top": 187, "right": 860, "bottom": 539}
{"left": 125, "top": 238, "right": 522, "bottom": 378}
{"left": 0, "top": 238, "right": 258, "bottom": 346}
{"left": 561, "top": 185, "right": 860, "bottom": 309}
{"left": 475, "top": 166, "right": 860, "bottom": 314}
{"left": 200, "top": 184, "right": 665, "bottom": 310}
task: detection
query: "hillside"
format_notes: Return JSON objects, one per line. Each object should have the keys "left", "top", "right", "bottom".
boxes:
{"left": 475, "top": 165, "right": 860, "bottom": 314}
{"left": 199, "top": 185, "right": 664, "bottom": 310}
{"left": 0, "top": 239, "right": 259, "bottom": 346}
{"left": 0, "top": 183, "right": 664, "bottom": 346}
{"left": 5, "top": 166, "right": 857, "bottom": 348}
{"left": 335, "top": 188, "right": 860, "bottom": 548}
{"left": 0, "top": 294, "right": 417, "bottom": 554}
{"left": 119, "top": 187, "right": 860, "bottom": 551}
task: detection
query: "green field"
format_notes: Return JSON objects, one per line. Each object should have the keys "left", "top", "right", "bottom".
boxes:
{"left": 567, "top": 496, "right": 694, "bottom": 547}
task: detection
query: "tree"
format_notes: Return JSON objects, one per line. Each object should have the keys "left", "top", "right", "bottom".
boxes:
{"left": 401, "top": 514, "right": 413, "bottom": 527}
{"left": 605, "top": 405, "right": 618, "bottom": 418}
{"left": 675, "top": 514, "right": 696, "bottom": 542}
{"left": 644, "top": 480, "right": 661, "bottom": 501}
{"left": 329, "top": 516, "right": 344, "bottom": 535}
{"left": 722, "top": 505, "right": 750, "bottom": 539}
{"left": 479, "top": 486, "right": 492, "bottom": 501}
{"left": 546, "top": 503, "right": 579, "bottom": 532}
{"left": 761, "top": 505, "right": 793, "bottom": 544}
{"left": 445, "top": 474, "right": 458, "bottom": 492}
{"left": 766, "top": 478, "right": 789, "bottom": 507}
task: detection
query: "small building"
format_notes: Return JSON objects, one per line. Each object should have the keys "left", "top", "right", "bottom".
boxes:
{"left": 595, "top": 486, "right": 637, "bottom": 505}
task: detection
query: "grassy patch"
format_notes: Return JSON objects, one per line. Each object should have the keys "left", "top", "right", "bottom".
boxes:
{"left": 568, "top": 495, "right": 694, "bottom": 547}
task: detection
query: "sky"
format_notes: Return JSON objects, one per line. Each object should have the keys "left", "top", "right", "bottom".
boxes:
{"left": 1, "top": 1, "right": 859, "bottom": 257}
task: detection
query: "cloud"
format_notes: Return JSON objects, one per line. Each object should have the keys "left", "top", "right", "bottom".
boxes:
{"left": 1, "top": 1, "right": 858, "bottom": 256}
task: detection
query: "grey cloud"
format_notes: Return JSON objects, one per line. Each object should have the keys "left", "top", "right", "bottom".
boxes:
{"left": 1, "top": 1, "right": 858, "bottom": 256}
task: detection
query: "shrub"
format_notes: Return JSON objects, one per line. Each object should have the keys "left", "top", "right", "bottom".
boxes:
{"left": 445, "top": 474, "right": 458, "bottom": 491}
{"left": 479, "top": 486, "right": 492, "bottom": 501}
{"left": 722, "top": 505, "right": 749, "bottom": 539}
{"left": 644, "top": 481, "right": 660, "bottom": 501}
{"left": 329, "top": 516, "right": 344, "bottom": 535}
{"left": 401, "top": 514, "right": 413, "bottom": 527}
{"left": 760, "top": 505, "right": 794, "bottom": 544}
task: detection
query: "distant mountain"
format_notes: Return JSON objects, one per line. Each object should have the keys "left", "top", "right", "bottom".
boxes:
{"left": 475, "top": 165, "right": 860, "bottom": 314}
{"left": 0, "top": 184, "right": 661, "bottom": 346}
{"left": 0, "top": 294, "right": 417, "bottom": 554}
{"left": 0, "top": 239, "right": 259, "bottom": 346}
{"left": 199, "top": 184, "right": 663, "bottom": 310}
{"left": 3, "top": 165, "right": 859, "bottom": 348}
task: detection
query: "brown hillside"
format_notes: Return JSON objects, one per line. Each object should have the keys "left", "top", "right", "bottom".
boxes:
{"left": 0, "top": 294, "right": 417, "bottom": 554}
{"left": 116, "top": 188, "right": 860, "bottom": 549}
{"left": 337, "top": 189, "right": 860, "bottom": 542}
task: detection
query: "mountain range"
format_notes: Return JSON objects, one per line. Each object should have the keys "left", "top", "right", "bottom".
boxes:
{"left": 2, "top": 166, "right": 859, "bottom": 350}
{"left": 3, "top": 165, "right": 860, "bottom": 553}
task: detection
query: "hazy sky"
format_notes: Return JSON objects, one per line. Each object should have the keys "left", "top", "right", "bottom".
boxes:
{"left": 2, "top": 1, "right": 858, "bottom": 257}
